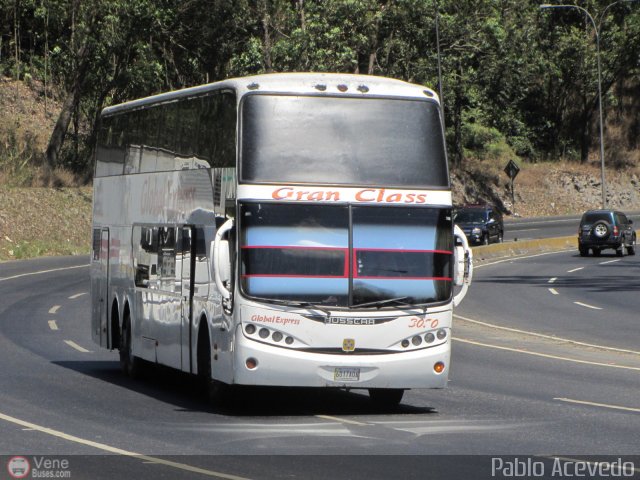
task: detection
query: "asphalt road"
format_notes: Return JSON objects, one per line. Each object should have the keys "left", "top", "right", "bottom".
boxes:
{"left": 1, "top": 253, "right": 640, "bottom": 479}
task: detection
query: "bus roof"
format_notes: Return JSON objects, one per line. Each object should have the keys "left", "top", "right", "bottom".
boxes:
{"left": 101, "top": 72, "right": 440, "bottom": 117}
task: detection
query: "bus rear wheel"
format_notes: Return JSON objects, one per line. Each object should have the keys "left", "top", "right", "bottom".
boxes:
{"left": 120, "top": 315, "right": 142, "bottom": 378}
{"left": 368, "top": 388, "right": 404, "bottom": 409}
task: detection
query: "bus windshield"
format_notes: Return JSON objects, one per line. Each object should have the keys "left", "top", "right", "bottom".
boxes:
{"left": 239, "top": 202, "right": 452, "bottom": 308}
{"left": 241, "top": 94, "right": 448, "bottom": 188}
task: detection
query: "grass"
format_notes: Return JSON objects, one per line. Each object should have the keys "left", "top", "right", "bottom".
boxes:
{"left": 0, "top": 185, "right": 92, "bottom": 262}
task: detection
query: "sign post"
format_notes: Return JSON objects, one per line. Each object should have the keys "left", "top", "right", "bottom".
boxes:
{"left": 503, "top": 159, "right": 520, "bottom": 210}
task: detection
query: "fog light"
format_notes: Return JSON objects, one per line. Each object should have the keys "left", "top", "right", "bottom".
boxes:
{"left": 425, "top": 333, "right": 435, "bottom": 343}
{"left": 437, "top": 329, "right": 447, "bottom": 340}
{"left": 245, "top": 324, "right": 256, "bottom": 335}
{"left": 411, "top": 336, "right": 422, "bottom": 346}
{"left": 259, "top": 328, "right": 269, "bottom": 339}
{"left": 433, "top": 361, "right": 445, "bottom": 374}
{"left": 246, "top": 357, "right": 258, "bottom": 369}
{"left": 272, "top": 331, "right": 283, "bottom": 342}
{"left": 285, "top": 336, "right": 294, "bottom": 345}
{"left": 401, "top": 339, "right": 410, "bottom": 348}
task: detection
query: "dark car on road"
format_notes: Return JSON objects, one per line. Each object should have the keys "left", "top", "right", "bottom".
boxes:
{"left": 578, "top": 209, "right": 636, "bottom": 257}
{"left": 454, "top": 204, "right": 504, "bottom": 245}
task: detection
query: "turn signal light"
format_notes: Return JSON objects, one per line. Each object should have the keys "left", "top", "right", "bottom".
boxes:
{"left": 433, "top": 361, "right": 445, "bottom": 374}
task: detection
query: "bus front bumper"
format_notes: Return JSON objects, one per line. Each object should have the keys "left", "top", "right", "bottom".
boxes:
{"left": 231, "top": 335, "right": 451, "bottom": 389}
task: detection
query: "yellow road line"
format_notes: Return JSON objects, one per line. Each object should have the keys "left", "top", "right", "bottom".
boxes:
{"left": 548, "top": 288, "right": 559, "bottom": 295}
{"left": 453, "top": 337, "right": 640, "bottom": 372}
{"left": 49, "top": 305, "right": 61, "bottom": 314}
{"left": 554, "top": 397, "right": 640, "bottom": 414}
{"left": 453, "top": 314, "right": 640, "bottom": 356}
{"left": 48, "top": 320, "right": 59, "bottom": 331}
{"left": 0, "top": 411, "right": 251, "bottom": 480}
{"left": 0, "top": 265, "right": 88, "bottom": 283}
{"left": 315, "top": 415, "right": 369, "bottom": 426}
{"left": 64, "top": 340, "right": 91, "bottom": 353}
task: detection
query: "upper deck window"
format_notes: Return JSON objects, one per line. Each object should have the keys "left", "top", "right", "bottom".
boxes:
{"left": 241, "top": 94, "right": 448, "bottom": 188}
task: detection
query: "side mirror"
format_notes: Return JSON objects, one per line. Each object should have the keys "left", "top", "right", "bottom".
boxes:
{"left": 453, "top": 224, "right": 473, "bottom": 307}
{"left": 212, "top": 218, "right": 234, "bottom": 302}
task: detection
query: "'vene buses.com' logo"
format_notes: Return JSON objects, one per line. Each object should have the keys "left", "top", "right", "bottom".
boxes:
{"left": 7, "top": 456, "right": 30, "bottom": 479}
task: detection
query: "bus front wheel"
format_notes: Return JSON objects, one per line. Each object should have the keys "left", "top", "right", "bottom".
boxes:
{"left": 368, "top": 388, "right": 404, "bottom": 409}
{"left": 197, "top": 327, "right": 233, "bottom": 407}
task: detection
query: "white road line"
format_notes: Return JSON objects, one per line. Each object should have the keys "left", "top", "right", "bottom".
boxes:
{"left": 315, "top": 415, "right": 369, "bottom": 426}
{"left": 548, "top": 288, "right": 559, "bottom": 295}
{"left": 555, "top": 397, "right": 640, "bottom": 414}
{"left": 599, "top": 259, "right": 621, "bottom": 265}
{"left": 48, "top": 320, "right": 59, "bottom": 331}
{"left": 68, "top": 292, "right": 87, "bottom": 299}
{"left": 475, "top": 250, "right": 572, "bottom": 269}
{"left": 0, "top": 264, "right": 88, "bottom": 282}
{"left": 509, "top": 228, "right": 540, "bottom": 232}
{"left": 574, "top": 301, "right": 602, "bottom": 310}
{"left": 453, "top": 337, "right": 640, "bottom": 372}
{"left": 49, "top": 305, "right": 61, "bottom": 314}
{"left": 567, "top": 267, "right": 584, "bottom": 273}
{"left": 548, "top": 277, "right": 557, "bottom": 283}
{"left": 454, "top": 313, "right": 640, "bottom": 355}
{"left": 64, "top": 340, "right": 91, "bottom": 353}
{"left": 0, "top": 411, "right": 251, "bottom": 480}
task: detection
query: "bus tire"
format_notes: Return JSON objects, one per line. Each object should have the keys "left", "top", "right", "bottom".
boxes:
{"left": 368, "top": 388, "right": 404, "bottom": 409}
{"left": 197, "top": 323, "right": 233, "bottom": 407}
{"left": 120, "top": 313, "right": 142, "bottom": 379}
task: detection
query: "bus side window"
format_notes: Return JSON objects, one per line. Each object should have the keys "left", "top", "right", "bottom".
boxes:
{"left": 158, "top": 226, "right": 177, "bottom": 292}
{"left": 193, "top": 227, "right": 210, "bottom": 297}
{"left": 134, "top": 226, "right": 159, "bottom": 288}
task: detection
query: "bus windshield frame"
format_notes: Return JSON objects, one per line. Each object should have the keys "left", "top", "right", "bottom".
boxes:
{"left": 238, "top": 202, "right": 453, "bottom": 309}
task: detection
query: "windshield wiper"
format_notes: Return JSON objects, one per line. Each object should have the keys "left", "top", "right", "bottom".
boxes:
{"left": 350, "top": 296, "right": 412, "bottom": 309}
{"left": 250, "top": 297, "right": 331, "bottom": 315}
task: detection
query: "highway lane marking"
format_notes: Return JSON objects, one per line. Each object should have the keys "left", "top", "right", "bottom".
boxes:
{"left": 475, "top": 250, "right": 572, "bottom": 269}
{"left": 315, "top": 415, "right": 369, "bottom": 426}
{"left": 567, "top": 267, "right": 583, "bottom": 273}
{"left": 0, "top": 411, "right": 251, "bottom": 480}
{"left": 548, "top": 277, "right": 557, "bottom": 283}
{"left": 574, "top": 301, "right": 602, "bottom": 310}
{"left": 48, "top": 320, "right": 59, "bottom": 331}
{"left": 554, "top": 397, "right": 640, "bottom": 414}
{"left": 454, "top": 337, "right": 640, "bottom": 372}
{"left": 64, "top": 340, "right": 91, "bottom": 353}
{"left": 49, "top": 305, "right": 61, "bottom": 314}
{"left": 68, "top": 292, "right": 87, "bottom": 299}
{"left": 508, "top": 228, "right": 540, "bottom": 232}
{"left": 0, "top": 264, "right": 88, "bottom": 282}
{"left": 548, "top": 288, "right": 559, "bottom": 295}
{"left": 453, "top": 314, "right": 640, "bottom": 356}
{"left": 599, "top": 259, "right": 621, "bottom": 265}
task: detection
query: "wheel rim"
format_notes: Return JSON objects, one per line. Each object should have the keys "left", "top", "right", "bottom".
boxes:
{"left": 594, "top": 224, "right": 608, "bottom": 237}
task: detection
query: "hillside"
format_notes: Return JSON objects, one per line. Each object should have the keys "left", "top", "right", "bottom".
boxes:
{"left": 1, "top": 78, "right": 640, "bottom": 261}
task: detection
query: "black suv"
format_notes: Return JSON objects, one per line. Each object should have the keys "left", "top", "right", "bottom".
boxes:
{"left": 578, "top": 209, "right": 636, "bottom": 257}
{"left": 454, "top": 204, "right": 504, "bottom": 245}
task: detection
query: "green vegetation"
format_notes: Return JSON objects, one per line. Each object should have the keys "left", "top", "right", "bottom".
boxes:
{"left": 0, "top": 0, "right": 639, "bottom": 180}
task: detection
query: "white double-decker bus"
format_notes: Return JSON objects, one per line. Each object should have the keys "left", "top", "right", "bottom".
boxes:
{"left": 91, "top": 73, "right": 472, "bottom": 406}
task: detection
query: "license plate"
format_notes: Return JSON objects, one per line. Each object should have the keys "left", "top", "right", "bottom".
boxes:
{"left": 334, "top": 367, "right": 360, "bottom": 382}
